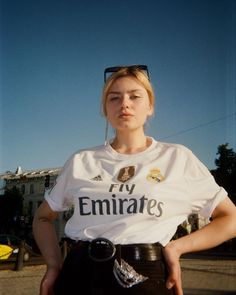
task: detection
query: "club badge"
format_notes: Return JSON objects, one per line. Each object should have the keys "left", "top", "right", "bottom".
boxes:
{"left": 146, "top": 168, "right": 164, "bottom": 183}
{"left": 117, "top": 166, "right": 135, "bottom": 183}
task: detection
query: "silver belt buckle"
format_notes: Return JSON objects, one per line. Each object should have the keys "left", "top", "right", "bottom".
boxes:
{"left": 88, "top": 238, "right": 116, "bottom": 262}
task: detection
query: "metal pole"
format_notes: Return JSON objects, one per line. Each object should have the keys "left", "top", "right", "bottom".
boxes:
{"left": 14, "top": 241, "right": 25, "bottom": 271}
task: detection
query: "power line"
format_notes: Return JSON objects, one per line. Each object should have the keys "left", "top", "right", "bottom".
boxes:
{"left": 160, "top": 113, "right": 236, "bottom": 140}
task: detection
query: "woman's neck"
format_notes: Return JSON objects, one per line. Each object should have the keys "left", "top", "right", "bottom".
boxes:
{"left": 111, "top": 132, "right": 152, "bottom": 154}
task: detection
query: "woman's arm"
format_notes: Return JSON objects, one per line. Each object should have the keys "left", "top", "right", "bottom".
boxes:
{"left": 33, "top": 200, "right": 62, "bottom": 295}
{"left": 163, "top": 196, "right": 236, "bottom": 295}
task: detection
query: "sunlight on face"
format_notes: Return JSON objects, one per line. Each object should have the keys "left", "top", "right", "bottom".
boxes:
{"left": 106, "top": 77, "right": 153, "bottom": 132}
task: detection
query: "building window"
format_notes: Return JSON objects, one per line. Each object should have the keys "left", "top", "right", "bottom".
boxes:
{"left": 21, "top": 184, "right": 25, "bottom": 194}
{"left": 30, "top": 184, "right": 34, "bottom": 194}
{"left": 28, "top": 201, "right": 33, "bottom": 216}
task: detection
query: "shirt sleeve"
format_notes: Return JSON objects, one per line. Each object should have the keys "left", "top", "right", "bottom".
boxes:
{"left": 183, "top": 147, "right": 228, "bottom": 218}
{"left": 45, "top": 155, "right": 74, "bottom": 212}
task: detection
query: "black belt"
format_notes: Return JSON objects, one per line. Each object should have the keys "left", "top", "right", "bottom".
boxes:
{"left": 63, "top": 238, "right": 163, "bottom": 262}
{"left": 118, "top": 243, "right": 163, "bottom": 261}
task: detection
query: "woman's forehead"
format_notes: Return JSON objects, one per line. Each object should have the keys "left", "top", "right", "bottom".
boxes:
{"left": 108, "top": 76, "right": 147, "bottom": 92}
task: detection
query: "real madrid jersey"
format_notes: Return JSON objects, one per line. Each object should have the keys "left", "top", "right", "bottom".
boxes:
{"left": 45, "top": 137, "right": 227, "bottom": 246}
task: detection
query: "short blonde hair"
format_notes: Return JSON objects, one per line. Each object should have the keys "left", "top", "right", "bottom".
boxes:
{"left": 101, "top": 66, "right": 155, "bottom": 117}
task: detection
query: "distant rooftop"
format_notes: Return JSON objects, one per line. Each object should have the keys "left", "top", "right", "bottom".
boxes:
{"left": 0, "top": 167, "right": 62, "bottom": 180}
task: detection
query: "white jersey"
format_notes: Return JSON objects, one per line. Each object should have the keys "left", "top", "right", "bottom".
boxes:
{"left": 45, "top": 138, "right": 227, "bottom": 246}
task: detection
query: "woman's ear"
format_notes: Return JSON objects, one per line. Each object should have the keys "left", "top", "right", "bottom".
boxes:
{"left": 147, "top": 104, "right": 154, "bottom": 117}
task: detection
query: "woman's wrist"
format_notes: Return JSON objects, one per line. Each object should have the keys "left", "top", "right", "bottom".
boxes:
{"left": 164, "top": 239, "right": 184, "bottom": 258}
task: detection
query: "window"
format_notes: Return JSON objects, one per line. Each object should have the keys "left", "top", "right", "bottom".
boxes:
{"left": 30, "top": 184, "right": 34, "bottom": 194}
{"left": 21, "top": 184, "right": 25, "bottom": 194}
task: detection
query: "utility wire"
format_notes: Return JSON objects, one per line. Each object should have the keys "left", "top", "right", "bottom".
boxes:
{"left": 160, "top": 112, "right": 236, "bottom": 140}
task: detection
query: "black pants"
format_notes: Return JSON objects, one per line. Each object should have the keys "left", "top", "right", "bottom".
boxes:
{"left": 54, "top": 244, "right": 174, "bottom": 295}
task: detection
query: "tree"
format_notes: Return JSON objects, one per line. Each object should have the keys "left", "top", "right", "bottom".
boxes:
{"left": 215, "top": 143, "right": 236, "bottom": 174}
{"left": 211, "top": 143, "right": 236, "bottom": 205}
{"left": 0, "top": 186, "right": 23, "bottom": 234}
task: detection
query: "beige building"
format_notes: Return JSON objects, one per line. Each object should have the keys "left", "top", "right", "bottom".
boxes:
{"left": 0, "top": 166, "right": 66, "bottom": 239}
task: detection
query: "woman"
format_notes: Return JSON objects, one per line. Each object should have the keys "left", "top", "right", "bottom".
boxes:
{"left": 33, "top": 65, "right": 236, "bottom": 295}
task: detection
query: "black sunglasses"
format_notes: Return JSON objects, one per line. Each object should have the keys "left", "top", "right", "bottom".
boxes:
{"left": 104, "top": 64, "right": 150, "bottom": 82}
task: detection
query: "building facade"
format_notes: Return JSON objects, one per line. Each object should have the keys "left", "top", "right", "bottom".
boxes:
{"left": 0, "top": 166, "right": 66, "bottom": 239}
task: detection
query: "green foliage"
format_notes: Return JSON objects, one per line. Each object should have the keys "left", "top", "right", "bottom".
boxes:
{"left": 0, "top": 187, "right": 23, "bottom": 234}
{"left": 215, "top": 143, "right": 236, "bottom": 174}
{"left": 211, "top": 143, "right": 236, "bottom": 205}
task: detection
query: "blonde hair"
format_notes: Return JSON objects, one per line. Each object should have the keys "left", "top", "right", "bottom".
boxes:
{"left": 101, "top": 67, "right": 155, "bottom": 117}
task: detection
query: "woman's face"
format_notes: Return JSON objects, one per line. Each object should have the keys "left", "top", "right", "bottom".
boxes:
{"left": 105, "top": 76, "right": 153, "bottom": 132}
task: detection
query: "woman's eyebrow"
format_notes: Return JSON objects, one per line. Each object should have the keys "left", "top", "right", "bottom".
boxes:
{"left": 107, "top": 91, "right": 121, "bottom": 95}
{"left": 108, "top": 89, "right": 143, "bottom": 95}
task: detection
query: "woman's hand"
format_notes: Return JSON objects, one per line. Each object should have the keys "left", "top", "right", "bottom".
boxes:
{"left": 163, "top": 242, "right": 183, "bottom": 295}
{"left": 162, "top": 197, "right": 236, "bottom": 295}
{"left": 40, "top": 266, "right": 60, "bottom": 295}
{"left": 33, "top": 201, "right": 62, "bottom": 295}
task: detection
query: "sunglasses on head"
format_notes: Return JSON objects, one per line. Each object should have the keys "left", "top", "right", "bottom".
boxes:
{"left": 104, "top": 64, "right": 150, "bottom": 82}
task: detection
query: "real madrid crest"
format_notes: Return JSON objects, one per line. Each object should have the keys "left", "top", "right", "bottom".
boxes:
{"left": 146, "top": 168, "right": 164, "bottom": 183}
{"left": 117, "top": 166, "right": 135, "bottom": 183}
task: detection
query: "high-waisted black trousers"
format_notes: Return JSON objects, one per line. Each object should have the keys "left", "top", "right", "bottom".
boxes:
{"left": 54, "top": 243, "right": 174, "bottom": 295}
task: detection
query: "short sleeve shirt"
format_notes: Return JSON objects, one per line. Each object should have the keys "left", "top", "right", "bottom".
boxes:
{"left": 45, "top": 138, "right": 227, "bottom": 246}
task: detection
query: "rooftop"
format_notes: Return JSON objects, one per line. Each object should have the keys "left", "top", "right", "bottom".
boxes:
{"left": 0, "top": 167, "right": 61, "bottom": 180}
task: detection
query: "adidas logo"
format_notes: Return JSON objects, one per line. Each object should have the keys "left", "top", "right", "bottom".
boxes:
{"left": 91, "top": 175, "right": 102, "bottom": 181}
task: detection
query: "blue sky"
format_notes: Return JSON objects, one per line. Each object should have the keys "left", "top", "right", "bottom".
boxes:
{"left": 1, "top": 0, "right": 236, "bottom": 173}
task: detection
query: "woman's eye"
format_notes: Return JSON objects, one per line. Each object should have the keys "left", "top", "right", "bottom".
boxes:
{"left": 109, "top": 96, "right": 119, "bottom": 101}
{"left": 130, "top": 95, "right": 140, "bottom": 99}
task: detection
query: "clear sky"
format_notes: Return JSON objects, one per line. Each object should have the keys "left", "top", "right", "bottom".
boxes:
{"left": 1, "top": 0, "right": 236, "bottom": 174}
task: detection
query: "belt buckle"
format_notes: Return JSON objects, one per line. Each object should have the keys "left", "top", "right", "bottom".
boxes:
{"left": 88, "top": 238, "right": 116, "bottom": 262}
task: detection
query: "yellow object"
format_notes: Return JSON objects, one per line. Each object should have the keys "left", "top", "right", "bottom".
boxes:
{"left": 0, "top": 244, "right": 13, "bottom": 260}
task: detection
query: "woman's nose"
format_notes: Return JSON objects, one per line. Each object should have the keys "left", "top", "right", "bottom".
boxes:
{"left": 121, "top": 96, "right": 130, "bottom": 109}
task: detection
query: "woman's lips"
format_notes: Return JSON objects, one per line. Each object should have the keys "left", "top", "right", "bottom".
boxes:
{"left": 118, "top": 113, "right": 133, "bottom": 118}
